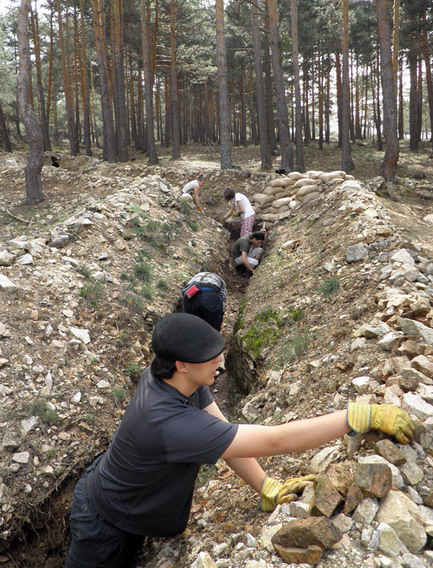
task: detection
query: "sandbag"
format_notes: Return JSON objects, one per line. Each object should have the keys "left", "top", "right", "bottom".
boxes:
{"left": 270, "top": 178, "right": 288, "bottom": 187}
{"left": 293, "top": 178, "right": 316, "bottom": 189}
{"left": 261, "top": 212, "right": 280, "bottom": 223}
{"left": 273, "top": 197, "right": 292, "bottom": 209}
{"left": 287, "top": 171, "right": 306, "bottom": 181}
{"left": 253, "top": 193, "right": 274, "bottom": 207}
{"left": 296, "top": 184, "right": 320, "bottom": 198}
{"left": 320, "top": 171, "right": 345, "bottom": 183}
{"left": 305, "top": 170, "right": 324, "bottom": 178}
{"left": 298, "top": 191, "right": 321, "bottom": 203}
{"left": 264, "top": 185, "right": 283, "bottom": 196}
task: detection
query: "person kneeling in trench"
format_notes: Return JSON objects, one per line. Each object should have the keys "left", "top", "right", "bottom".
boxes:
{"left": 65, "top": 313, "right": 415, "bottom": 568}
{"left": 233, "top": 231, "right": 265, "bottom": 276}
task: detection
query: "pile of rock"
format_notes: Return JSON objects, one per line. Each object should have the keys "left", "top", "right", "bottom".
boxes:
{"left": 252, "top": 170, "right": 353, "bottom": 224}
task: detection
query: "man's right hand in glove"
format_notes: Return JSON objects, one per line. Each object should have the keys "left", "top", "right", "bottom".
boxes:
{"left": 260, "top": 474, "right": 316, "bottom": 511}
{"left": 347, "top": 403, "right": 415, "bottom": 444}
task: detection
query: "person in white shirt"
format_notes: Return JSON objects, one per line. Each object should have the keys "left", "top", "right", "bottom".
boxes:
{"left": 222, "top": 187, "right": 256, "bottom": 236}
{"left": 181, "top": 175, "right": 205, "bottom": 212}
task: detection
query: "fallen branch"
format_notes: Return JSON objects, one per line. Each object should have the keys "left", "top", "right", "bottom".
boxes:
{"left": 0, "top": 208, "right": 30, "bottom": 224}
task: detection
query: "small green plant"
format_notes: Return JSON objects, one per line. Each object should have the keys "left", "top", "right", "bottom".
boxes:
{"left": 137, "top": 248, "right": 152, "bottom": 260}
{"left": 156, "top": 279, "right": 168, "bottom": 296}
{"left": 86, "top": 412, "right": 96, "bottom": 424}
{"left": 274, "top": 334, "right": 310, "bottom": 368}
{"left": 76, "top": 265, "right": 92, "bottom": 279}
{"left": 113, "top": 387, "right": 126, "bottom": 405}
{"left": 287, "top": 308, "right": 304, "bottom": 322}
{"left": 320, "top": 277, "right": 340, "bottom": 297}
{"left": 179, "top": 200, "right": 192, "bottom": 215}
{"left": 242, "top": 307, "right": 283, "bottom": 360}
{"left": 185, "top": 219, "right": 199, "bottom": 232}
{"left": 134, "top": 261, "right": 153, "bottom": 283}
{"left": 45, "top": 448, "right": 58, "bottom": 459}
{"left": 140, "top": 284, "right": 154, "bottom": 300}
{"left": 79, "top": 280, "right": 104, "bottom": 306}
{"left": 124, "top": 363, "right": 142, "bottom": 383}
{"left": 25, "top": 399, "right": 60, "bottom": 425}
{"left": 43, "top": 410, "right": 60, "bottom": 425}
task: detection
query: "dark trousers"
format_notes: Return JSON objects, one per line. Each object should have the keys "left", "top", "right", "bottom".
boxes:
{"left": 183, "top": 290, "right": 224, "bottom": 331}
{"left": 64, "top": 464, "right": 144, "bottom": 568}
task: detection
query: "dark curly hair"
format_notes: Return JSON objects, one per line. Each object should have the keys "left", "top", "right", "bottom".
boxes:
{"left": 151, "top": 356, "right": 177, "bottom": 381}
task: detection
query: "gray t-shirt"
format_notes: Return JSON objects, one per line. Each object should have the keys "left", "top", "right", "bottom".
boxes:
{"left": 90, "top": 367, "right": 237, "bottom": 536}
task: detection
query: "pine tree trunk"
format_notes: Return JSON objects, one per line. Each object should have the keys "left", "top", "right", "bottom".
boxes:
{"left": 421, "top": 14, "right": 433, "bottom": 151}
{"left": 57, "top": 0, "right": 78, "bottom": 156}
{"left": 17, "top": 0, "right": 44, "bottom": 205}
{"left": 215, "top": 0, "right": 232, "bottom": 169}
{"left": 31, "top": 8, "right": 51, "bottom": 151}
{"left": 79, "top": 0, "right": 92, "bottom": 156}
{"left": 170, "top": 0, "right": 181, "bottom": 159}
{"left": 251, "top": 0, "right": 271, "bottom": 167}
{"left": 263, "top": 5, "right": 276, "bottom": 155}
{"left": 340, "top": 0, "right": 354, "bottom": 172}
{"left": 267, "top": 0, "right": 292, "bottom": 171}
{"left": 408, "top": 41, "right": 418, "bottom": 151}
{"left": 335, "top": 52, "right": 342, "bottom": 147}
{"left": 377, "top": 0, "right": 399, "bottom": 182}
{"left": 0, "top": 101, "right": 12, "bottom": 152}
{"left": 112, "top": 0, "right": 128, "bottom": 161}
{"left": 290, "top": 0, "right": 304, "bottom": 171}
{"left": 92, "top": 0, "right": 117, "bottom": 161}
{"left": 141, "top": 0, "right": 158, "bottom": 164}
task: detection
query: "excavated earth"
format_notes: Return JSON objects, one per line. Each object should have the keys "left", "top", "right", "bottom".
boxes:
{"left": 1, "top": 143, "right": 433, "bottom": 568}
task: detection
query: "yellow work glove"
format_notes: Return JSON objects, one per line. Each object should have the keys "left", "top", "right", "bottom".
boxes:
{"left": 231, "top": 210, "right": 239, "bottom": 217}
{"left": 277, "top": 474, "right": 316, "bottom": 505}
{"left": 347, "top": 403, "right": 415, "bottom": 444}
{"left": 197, "top": 206, "right": 203, "bottom": 213}
{"left": 260, "top": 477, "right": 282, "bottom": 512}
{"left": 260, "top": 475, "right": 316, "bottom": 512}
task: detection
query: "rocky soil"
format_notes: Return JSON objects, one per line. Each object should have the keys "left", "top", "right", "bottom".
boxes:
{"left": 1, "top": 143, "right": 433, "bottom": 568}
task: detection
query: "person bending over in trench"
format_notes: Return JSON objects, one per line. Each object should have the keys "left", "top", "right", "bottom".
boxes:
{"left": 180, "top": 174, "right": 205, "bottom": 212}
{"left": 182, "top": 271, "right": 227, "bottom": 331}
{"left": 221, "top": 187, "right": 256, "bottom": 236}
{"left": 65, "top": 313, "right": 415, "bottom": 568}
{"left": 232, "top": 231, "right": 265, "bottom": 276}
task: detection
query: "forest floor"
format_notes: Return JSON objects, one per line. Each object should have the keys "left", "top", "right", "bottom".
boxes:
{"left": 1, "top": 139, "right": 433, "bottom": 568}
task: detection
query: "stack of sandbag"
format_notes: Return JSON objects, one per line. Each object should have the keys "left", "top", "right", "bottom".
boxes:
{"left": 253, "top": 170, "right": 353, "bottom": 225}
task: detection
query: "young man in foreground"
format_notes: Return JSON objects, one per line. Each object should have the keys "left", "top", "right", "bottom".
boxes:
{"left": 65, "top": 313, "right": 415, "bottom": 567}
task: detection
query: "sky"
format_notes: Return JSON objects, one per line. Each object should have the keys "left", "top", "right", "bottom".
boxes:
{"left": 0, "top": 1, "right": 17, "bottom": 15}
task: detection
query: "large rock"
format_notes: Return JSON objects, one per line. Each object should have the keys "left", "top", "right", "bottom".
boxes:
{"left": 376, "top": 490, "right": 427, "bottom": 552}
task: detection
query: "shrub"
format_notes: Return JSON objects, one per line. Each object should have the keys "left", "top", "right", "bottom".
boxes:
{"left": 134, "top": 261, "right": 153, "bottom": 283}
{"left": 320, "top": 277, "right": 340, "bottom": 297}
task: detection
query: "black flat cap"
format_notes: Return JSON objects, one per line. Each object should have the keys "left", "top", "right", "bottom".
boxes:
{"left": 152, "top": 313, "right": 225, "bottom": 363}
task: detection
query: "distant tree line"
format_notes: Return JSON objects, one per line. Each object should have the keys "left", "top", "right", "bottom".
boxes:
{"left": 0, "top": 0, "right": 432, "bottom": 202}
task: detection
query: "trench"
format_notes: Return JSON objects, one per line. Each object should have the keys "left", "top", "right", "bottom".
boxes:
{"left": 1, "top": 224, "right": 262, "bottom": 568}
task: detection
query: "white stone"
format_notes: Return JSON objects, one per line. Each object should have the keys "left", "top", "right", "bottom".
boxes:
{"left": 12, "top": 452, "right": 30, "bottom": 464}
{"left": 96, "top": 380, "right": 110, "bottom": 389}
{"left": 0, "top": 275, "right": 17, "bottom": 289}
{"left": 402, "top": 392, "right": 433, "bottom": 420}
{"left": 391, "top": 250, "right": 416, "bottom": 266}
{"left": 376, "top": 490, "right": 427, "bottom": 552}
{"left": 69, "top": 327, "right": 91, "bottom": 344}
{"left": 310, "top": 445, "right": 339, "bottom": 473}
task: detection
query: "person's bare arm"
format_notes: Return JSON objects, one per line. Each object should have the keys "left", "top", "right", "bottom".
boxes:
{"left": 220, "top": 410, "right": 349, "bottom": 459}
{"left": 204, "top": 401, "right": 267, "bottom": 491}
{"left": 193, "top": 187, "right": 201, "bottom": 210}
{"left": 241, "top": 250, "right": 254, "bottom": 273}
